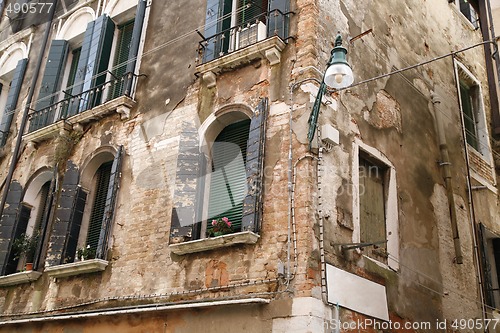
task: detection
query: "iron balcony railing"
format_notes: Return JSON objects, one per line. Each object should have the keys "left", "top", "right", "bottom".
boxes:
{"left": 199, "top": 9, "right": 291, "bottom": 63}
{"left": 28, "top": 72, "right": 139, "bottom": 133}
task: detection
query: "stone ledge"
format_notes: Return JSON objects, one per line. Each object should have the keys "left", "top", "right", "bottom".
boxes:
{"left": 196, "top": 36, "right": 286, "bottom": 76}
{"left": 169, "top": 231, "right": 260, "bottom": 255}
{"left": 0, "top": 271, "right": 42, "bottom": 287}
{"left": 23, "top": 121, "right": 73, "bottom": 144}
{"left": 24, "top": 96, "right": 136, "bottom": 144}
{"left": 45, "top": 259, "right": 108, "bottom": 279}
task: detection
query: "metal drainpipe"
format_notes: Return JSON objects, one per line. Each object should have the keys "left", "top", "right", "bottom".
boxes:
{"left": 0, "top": 0, "right": 58, "bottom": 219}
{"left": 451, "top": 54, "right": 488, "bottom": 323}
{"left": 431, "top": 93, "right": 463, "bottom": 264}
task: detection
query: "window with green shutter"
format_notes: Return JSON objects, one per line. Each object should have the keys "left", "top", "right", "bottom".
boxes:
{"left": 207, "top": 119, "right": 251, "bottom": 234}
{"left": 460, "top": 82, "right": 479, "bottom": 150}
{"left": 110, "top": 20, "right": 134, "bottom": 100}
{"left": 86, "top": 162, "right": 112, "bottom": 256}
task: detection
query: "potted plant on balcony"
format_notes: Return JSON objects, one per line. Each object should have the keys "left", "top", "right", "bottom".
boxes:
{"left": 12, "top": 232, "right": 39, "bottom": 271}
{"left": 77, "top": 245, "right": 96, "bottom": 261}
{"left": 207, "top": 217, "right": 233, "bottom": 237}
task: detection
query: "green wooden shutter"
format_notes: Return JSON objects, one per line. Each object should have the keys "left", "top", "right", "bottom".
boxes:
{"left": 208, "top": 119, "right": 251, "bottom": 233}
{"left": 0, "top": 181, "right": 23, "bottom": 275}
{"left": 35, "top": 40, "right": 69, "bottom": 112}
{"left": 67, "top": 20, "right": 95, "bottom": 117}
{"left": 241, "top": 98, "right": 268, "bottom": 232}
{"left": 110, "top": 21, "right": 134, "bottom": 99}
{"left": 203, "top": 0, "right": 232, "bottom": 61}
{"left": 123, "top": 0, "right": 147, "bottom": 96}
{"left": 69, "top": 15, "right": 115, "bottom": 113}
{"left": 48, "top": 161, "right": 80, "bottom": 266}
{"left": 267, "top": 0, "right": 289, "bottom": 39}
{"left": 0, "top": 58, "right": 27, "bottom": 146}
{"left": 63, "top": 187, "right": 87, "bottom": 263}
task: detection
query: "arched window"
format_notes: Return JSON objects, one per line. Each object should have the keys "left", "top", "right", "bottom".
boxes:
{"left": 170, "top": 99, "right": 268, "bottom": 245}
{"left": 206, "top": 119, "right": 250, "bottom": 234}
{"left": 3, "top": 170, "right": 55, "bottom": 275}
{"left": 47, "top": 147, "right": 123, "bottom": 265}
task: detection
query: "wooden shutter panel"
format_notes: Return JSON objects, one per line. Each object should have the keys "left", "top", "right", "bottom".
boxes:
{"left": 63, "top": 187, "right": 87, "bottom": 263}
{"left": 69, "top": 15, "right": 115, "bottom": 113}
{"left": 203, "top": 0, "right": 223, "bottom": 62}
{"left": 241, "top": 98, "right": 268, "bottom": 232}
{"left": 359, "top": 156, "right": 387, "bottom": 259}
{"left": 170, "top": 123, "right": 201, "bottom": 241}
{"left": 267, "top": 0, "right": 289, "bottom": 39}
{"left": 123, "top": 0, "right": 147, "bottom": 96}
{"left": 0, "top": 181, "right": 23, "bottom": 275}
{"left": 96, "top": 146, "right": 123, "bottom": 259}
{"left": 0, "top": 58, "right": 27, "bottom": 146}
{"left": 478, "top": 223, "right": 495, "bottom": 307}
{"left": 47, "top": 161, "right": 80, "bottom": 266}
{"left": 34, "top": 40, "right": 69, "bottom": 114}
{"left": 67, "top": 20, "right": 95, "bottom": 117}
{"left": 5, "top": 204, "right": 32, "bottom": 275}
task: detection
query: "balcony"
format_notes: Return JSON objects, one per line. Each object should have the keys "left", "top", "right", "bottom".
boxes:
{"left": 196, "top": 9, "right": 291, "bottom": 83}
{"left": 24, "top": 73, "right": 139, "bottom": 143}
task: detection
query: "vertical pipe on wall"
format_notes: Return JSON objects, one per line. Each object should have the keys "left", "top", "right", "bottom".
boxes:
{"left": 431, "top": 93, "right": 463, "bottom": 264}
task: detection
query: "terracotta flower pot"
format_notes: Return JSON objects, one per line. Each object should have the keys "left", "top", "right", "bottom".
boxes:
{"left": 25, "top": 263, "right": 33, "bottom": 271}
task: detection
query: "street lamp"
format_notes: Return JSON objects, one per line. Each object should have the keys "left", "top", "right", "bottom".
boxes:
{"left": 308, "top": 33, "right": 353, "bottom": 147}
{"left": 324, "top": 34, "right": 354, "bottom": 89}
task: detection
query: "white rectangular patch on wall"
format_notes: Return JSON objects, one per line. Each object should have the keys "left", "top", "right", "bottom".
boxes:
{"left": 326, "top": 264, "right": 389, "bottom": 321}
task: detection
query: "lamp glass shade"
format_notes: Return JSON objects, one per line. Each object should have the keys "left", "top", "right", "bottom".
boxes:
{"left": 324, "top": 63, "right": 354, "bottom": 89}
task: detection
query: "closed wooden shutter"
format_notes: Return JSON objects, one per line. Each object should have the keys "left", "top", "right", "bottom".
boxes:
{"left": 170, "top": 123, "right": 202, "bottom": 241}
{"left": 207, "top": 119, "right": 251, "bottom": 233}
{"left": 63, "top": 187, "right": 87, "bottom": 263}
{"left": 0, "top": 181, "right": 23, "bottom": 275}
{"left": 359, "top": 156, "right": 387, "bottom": 256}
{"left": 34, "top": 40, "right": 69, "bottom": 119}
{"left": 69, "top": 15, "right": 115, "bottom": 114}
{"left": 0, "top": 58, "right": 27, "bottom": 145}
{"left": 123, "top": 0, "right": 147, "bottom": 96}
{"left": 110, "top": 21, "right": 135, "bottom": 99}
{"left": 48, "top": 161, "right": 80, "bottom": 266}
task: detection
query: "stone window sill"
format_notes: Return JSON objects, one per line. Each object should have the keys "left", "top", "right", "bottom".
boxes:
{"left": 45, "top": 259, "right": 108, "bottom": 279}
{"left": 0, "top": 270, "right": 42, "bottom": 287}
{"left": 169, "top": 231, "right": 260, "bottom": 255}
{"left": 24, "top": 95, "right": 136, "bottom": 144}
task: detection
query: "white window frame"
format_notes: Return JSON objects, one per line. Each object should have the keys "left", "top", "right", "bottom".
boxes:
{"left": 352, "top": 140, "right": 399, "bottom": 271}
{"left": 455, "top": 61, "right": 494, "bottom": 163}
{"left": 449, "top": 0, "right": 479, "bottom": 30}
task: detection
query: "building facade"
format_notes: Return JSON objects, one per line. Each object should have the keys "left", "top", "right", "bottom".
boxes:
{"left": 0, "top": 0, "right": 498, "bottom": 332}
